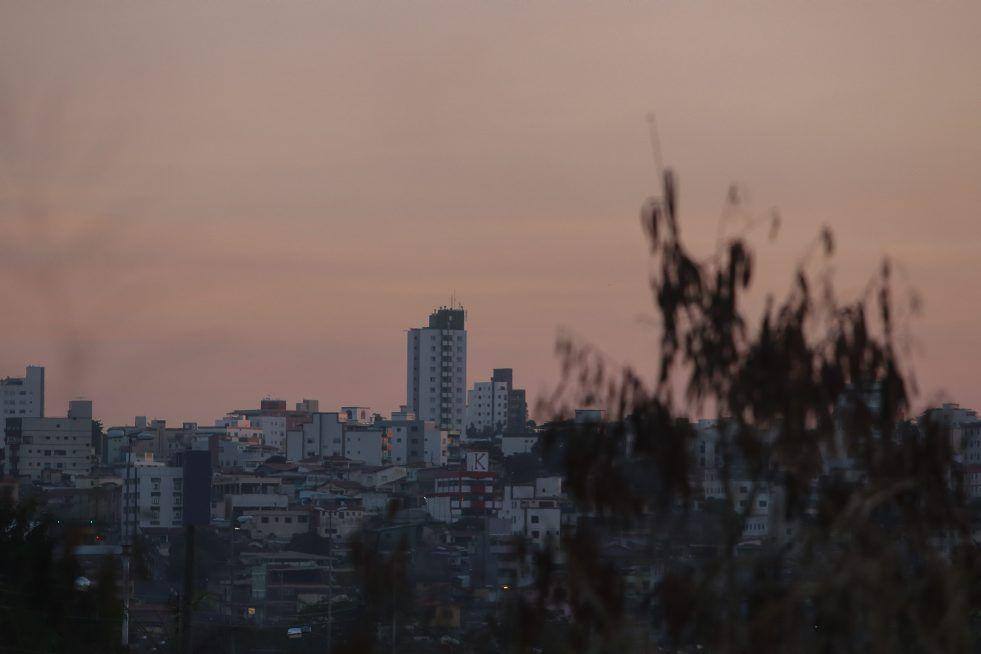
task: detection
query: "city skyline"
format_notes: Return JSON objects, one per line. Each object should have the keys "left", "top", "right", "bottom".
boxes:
{"left": 1, "top": 304, "right": 535, "bottom": 427}
{"left": 1, "top": 1, "right": 979, "bottom": 426}
{"left": 3, "top": 2, "right": 979, "bottom": 651}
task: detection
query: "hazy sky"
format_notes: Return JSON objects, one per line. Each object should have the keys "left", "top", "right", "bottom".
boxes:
{"left": 0, "top": 1, "right": 978, "bottom": 426}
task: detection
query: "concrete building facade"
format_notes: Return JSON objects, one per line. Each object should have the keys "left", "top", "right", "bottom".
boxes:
{"left": 1, "top": 365, "right": 45, "bottom": 450}
{"left": 407, "top": 307, "right": 467, "bottom": 432}
{"left": 464, "top": 368, "right": 529, "bottom": 437}
{"left": 287, "top": 413, "right": 345, "bottom": 461}
{"left": 4, "top": 399, "right": 94, "bottom": 482}
{"left": 122, "top": 460, "right": 184, "bottom": 530}
{"left": 380, "top": 415, "right": 448, "bottom": 467}
{"left": 464, "top": 380, "right": 509, "bottom": 437}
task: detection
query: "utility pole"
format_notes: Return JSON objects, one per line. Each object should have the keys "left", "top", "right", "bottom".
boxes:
{"left": 179, "top": 524, "right": 196, "bottom": 654}
{"left": 228, "top": 522, "right": 237, "bottom": 654}
{"left": 227, "top": 523, "right": 235, "bottom": 622}
{"left": 391, "top": 559, "right": 397, "bottom": 654}
{"left": 326, "top": 512, "right": 333, "bottom": 654}
{"left": 178, "top": 447, "right": 211, "bottom": 654}
{"left": 121, "top": 433, "right": 135, "bottom": 650}
{"left": 121, "top": 544, "right": 130, "bottom": 649}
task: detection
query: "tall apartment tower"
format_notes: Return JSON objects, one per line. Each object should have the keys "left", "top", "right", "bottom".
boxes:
{"left": 407, "top": 307, "right": 467, "bottom": 432}
{"left": 464, "top": 367, "right": 529, "bottom": 436}
{"left": 494, "top": 368, "right": 529, "bottom": 432}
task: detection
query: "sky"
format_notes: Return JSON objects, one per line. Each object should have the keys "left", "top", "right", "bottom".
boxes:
{"left": 0, "top": 1, "right": 978, "bottom": 426}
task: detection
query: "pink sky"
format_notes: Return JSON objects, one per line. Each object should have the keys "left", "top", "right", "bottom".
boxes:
{"left": 0, "top": 1, "right": 978, "bottom": 426}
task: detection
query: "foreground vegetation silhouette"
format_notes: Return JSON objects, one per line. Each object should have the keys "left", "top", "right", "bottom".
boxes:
{"left": 484, "top": 169, "right": 978, "bottom": 653}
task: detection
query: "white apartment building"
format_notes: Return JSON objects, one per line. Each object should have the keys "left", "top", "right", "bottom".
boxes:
{"left": 344, "top": 428, "right": 385, "bottom": 466}
{"left": 286, "top": 413, "right": 387, "bottom": 466}
{"left": 464, "top": 380, "right": 509, "bottom": 437}
{"left": 1, "top": 365, "right": 45, "bottom": 450}
{"left": 122, "top": 460, "right": 183, "bottom": 531}
{"left": 407, "top": 307, "right": 467, "bottom": 432}
{"left": 499, "top": 476, "right": 564, "bottom": 547}
{"left": 381, "top": 416, "right": 448, "bottom": 467}
{"left": 250, "top": 415, "right": 288, "bottom": 452}
{"left": 287, "top": 413, "right": 345, "bottom": 461}
{"left": 7, "top": 400, "right": 94, "bottom": 482}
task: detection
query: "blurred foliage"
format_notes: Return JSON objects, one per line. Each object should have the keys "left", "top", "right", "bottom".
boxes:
{"left": 494, "top": 170, "right": 981, "bottom": 653}
{"left": 0, "top": 497, "right": 125, "bottom": 653}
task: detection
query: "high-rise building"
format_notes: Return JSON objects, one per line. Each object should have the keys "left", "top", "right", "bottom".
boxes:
{"left": 464, "top": 368, "right": 529, "bottom": 436}
{"left": 407, "top": 307, "right": 467, "bottom": 432}
{"left": 1, "top": 365, "right": 45, "bottom": 449}
{"left": 508, "top": 388, "right": 528, "bottom": 432}
{"left": 464, "top": 380, "right": 510, "bottom": 436}
{"left": 493, "top": 368, "right": 529, "bottom": 432}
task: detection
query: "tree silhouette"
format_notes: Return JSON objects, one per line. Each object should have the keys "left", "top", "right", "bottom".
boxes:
{"left": 509, "top": 169, "right": 980, "bottom": 653}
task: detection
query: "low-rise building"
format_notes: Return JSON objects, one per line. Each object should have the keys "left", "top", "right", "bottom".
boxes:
{"left": 287, "top": 412, "right": 345, "bottom": 461}
{"left": 212, "top": 474, "right": 287, "bottom": 522}
{"left": 351, "top": 465, "right": 407, "bottom": 489}
{"left": 314, "top": 498, "right": 365, "bottom": 541}
{"left": 500, "top": 476, "right": 564, "bottom": 547}
{"left": 244, "top": 508, "right": 313, "bottom": 542}
{"left": 425, "top": 469, "right": 500, "bottom": 524}
{"left": 4, "top": 400, "right": 95, "bottom": 482}
{"left": 343, "top": 427, "right": 385, "bottom": 466}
